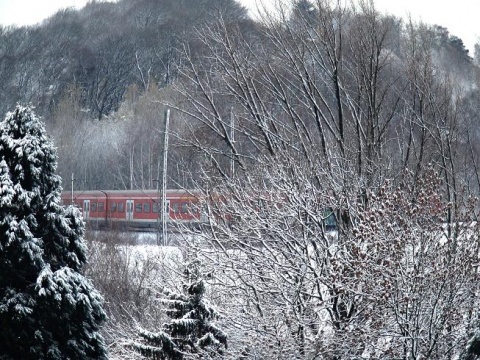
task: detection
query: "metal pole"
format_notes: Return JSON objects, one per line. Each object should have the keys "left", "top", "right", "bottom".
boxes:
{"left": 71, "top": 173, "right": 74, "bottom": 204}
{"left": 154, "top": 179, "right": 160, "bottom": 246}
{"left": 230, "top": 107, "right": 235, "bottom": 177}
{"left": 161, "top": 109, "right": 170, "bottom": 246}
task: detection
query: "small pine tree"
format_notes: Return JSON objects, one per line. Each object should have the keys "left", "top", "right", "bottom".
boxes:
{"left": 134, "top": 259, "right": 227, "bottom": 359}
{"left": 0, "top": 106, "right": 107, "bottom": 359}
{"left": 460, "top": 330, "right": 480, "bottom": 360}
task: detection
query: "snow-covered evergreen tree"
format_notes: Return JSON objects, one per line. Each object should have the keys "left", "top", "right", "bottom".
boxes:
{"left": 0, "top": 106, "right": 107, "bottom": 359}
{"left": 134, "top": 259, "right": 227, "bottom": 359}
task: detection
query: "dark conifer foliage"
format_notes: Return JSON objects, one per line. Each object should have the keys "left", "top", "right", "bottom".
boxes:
{"left": 0, "top": 106, "right": 106, "bottom": 359}
{"left": 134, "top": 259, "right": 227, "bottom": 359}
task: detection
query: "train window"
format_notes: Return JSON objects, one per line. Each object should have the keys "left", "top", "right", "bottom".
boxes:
{"left": 153, "top": 203, "right": 159, "bottom": 213}
{"left": 135, "top": 203, "right": 142, "bottom": 213}
{"left": 181, "top": 202, "right": 188, "bottom": 213}
{"left": 98, "top": 202, "right": 104, "bottom": 212}
{"left": 172, "top": 202, "right": 179, "bottom": 214}
{"left": 144, "top": 203, "right": 151, "bottom": 213}
{"left": 111, "top": 202, "right": 117, "bottom": 212}
{"left": 118, "top": 202, "right": 125, "bottom": 212}
{"left": 91, "top": 202, "right": 97, "bottom": 212}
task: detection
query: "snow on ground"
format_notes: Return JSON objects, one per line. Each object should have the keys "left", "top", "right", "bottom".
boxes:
{"left": 126, "top": 244, "right": 184, "bottom": 268}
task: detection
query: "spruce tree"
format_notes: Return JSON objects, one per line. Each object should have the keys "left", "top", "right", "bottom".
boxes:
{"left": 0, "top": 106, "right": 107, "bottom": 359}
{"left": 134, "top": 259, "right": 227, "bottom": 359}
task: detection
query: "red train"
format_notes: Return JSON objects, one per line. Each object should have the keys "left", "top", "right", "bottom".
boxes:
{"left": 62, "top": 190, "right": 203, "bottom": 230}
{"left": 62, "top": 189, "right": 338, "bottom": 232}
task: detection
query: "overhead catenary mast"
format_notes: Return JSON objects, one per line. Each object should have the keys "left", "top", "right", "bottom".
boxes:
{"left": 71, "top": 173, "right": 75, "bottom": 204}
{"left": 230, "top": 107, "right": 235, "bottom": 178}
{"left": 160, "top": 109, "right": 170, "bottom": 246}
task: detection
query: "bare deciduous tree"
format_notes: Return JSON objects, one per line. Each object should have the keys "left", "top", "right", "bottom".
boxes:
{"left": 164, "top": 1, "right": 480, "bottom": 358}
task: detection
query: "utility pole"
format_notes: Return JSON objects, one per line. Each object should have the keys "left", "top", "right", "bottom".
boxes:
{"left": 154, "top": 178, "right": 160, "bottom": 245}
{"left": 71, "top": 173, "right": 75, "bottom": 204}
{"left": 230, "top": 107, "right": 235, "bottom": 178}
{"left": 160, "top": 109, "right": 170, "bottom": 246}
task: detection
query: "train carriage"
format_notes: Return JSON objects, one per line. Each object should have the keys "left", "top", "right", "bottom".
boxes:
{"left": 62, "top": 190, "right": 202, "bottom": 230}
{"left": 62, "top": 189, "right": 337, "bottom": 232}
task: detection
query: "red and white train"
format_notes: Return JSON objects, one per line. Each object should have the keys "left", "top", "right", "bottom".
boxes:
{"left": 62, "top": 190, "right": 203, "bottom": 230}
{"left": 62, "top": 189, "right": 338, "bottom": 232}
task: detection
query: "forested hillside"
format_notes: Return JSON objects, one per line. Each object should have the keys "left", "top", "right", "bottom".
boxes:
{"left": 0, "top": 0, "right": 248, "bottom": 119}
{"left": 0, "top": 0, "right": 250, "bottom": 189}
{"left": 1, "top": 0, "right": 478, "bottom": 193}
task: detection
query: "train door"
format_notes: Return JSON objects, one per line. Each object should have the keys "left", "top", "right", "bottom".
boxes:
{"left": 126, "top": 200, "right": 134, "bottom": 221}
{"left": 83, "top": 200, "right": 90, "bottom": 219}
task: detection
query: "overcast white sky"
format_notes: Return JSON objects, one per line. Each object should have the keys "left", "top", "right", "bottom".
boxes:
{"left": 0, "top": 0, "right": 92, "bottom": 26}
{"left": 0, "top": 0, "right": 478, "bottom": 52}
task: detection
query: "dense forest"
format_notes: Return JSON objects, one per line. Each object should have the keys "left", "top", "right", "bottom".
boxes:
{"left": 0, "top": 0, "right": 250, "bottom": 189}
{"left": 3, "top": 0, "right": 480, "bottom": 358}
{"left": 0, "top": 0, "right": 478, "bottom": 193}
